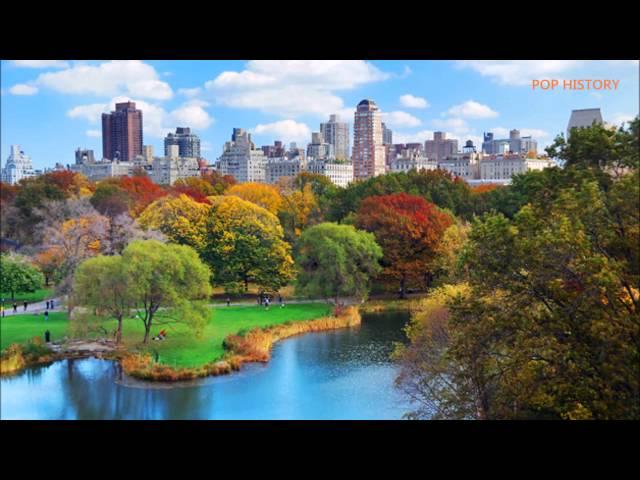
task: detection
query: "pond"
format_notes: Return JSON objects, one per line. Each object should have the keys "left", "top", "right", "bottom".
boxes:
{"left": 0, "top": 311, "right": 415, "bottom": 420}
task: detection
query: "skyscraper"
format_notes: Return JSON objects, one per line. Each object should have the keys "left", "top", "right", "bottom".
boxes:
{"left": 567, "top": 108, "right": 603, "bottom": 138}
{"left": 164, "top": 127, "right": 201, "bottom": 158}
{"left": 307, "top": 132, "right": 334, "bottom": 160}
{"left": 320, "top": 114, "right": 350, "bottom": 160}
{"left": 425, "top": 131, "right": 459, "bottom": 162}
{"left": 101, "top": 101, "right": 143, "bottom": 162}
{"left": 218, "top": 128, "right": 267, "bottom": 183}
{"left": 1, "top": 145, "right": 34, "bottom": 185}
{"left": 352, "top": 99, "right": 386, "bottom": 180}
{"left": 382, "top": 122, "right": 393, "bottom": 145}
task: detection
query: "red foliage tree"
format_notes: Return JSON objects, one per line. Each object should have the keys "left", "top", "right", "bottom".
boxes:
{"left": 356, "top": 192, "right": 453, "bottom": 298}
{"left": 118, "top": 176, "right": 167, "bottom": 217}
{"left": 170, "top": 184, "right": 211, "bottom": 204}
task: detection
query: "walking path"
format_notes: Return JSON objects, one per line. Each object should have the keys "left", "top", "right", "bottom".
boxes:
{"left": 1, "top": 297, "right": 64, "bottom": 318}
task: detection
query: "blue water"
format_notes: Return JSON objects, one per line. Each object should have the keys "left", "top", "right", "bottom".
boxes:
{"left": 0, "top": 311, "right": 414, "bottom": 420}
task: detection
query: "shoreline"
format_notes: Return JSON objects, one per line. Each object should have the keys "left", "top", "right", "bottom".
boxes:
{"left": 1, "top": 306, "right": 362, "bottom": 381}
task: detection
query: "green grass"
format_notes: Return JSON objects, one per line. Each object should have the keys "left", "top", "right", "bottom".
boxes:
{"left": 1, "top": 287, "right": 54, "bottom": 304}
{"left": 0, "top": 311, "right": 68, "bottom": 351}
{"left": 1, "top": 303, "right": 332, "bottom": 368}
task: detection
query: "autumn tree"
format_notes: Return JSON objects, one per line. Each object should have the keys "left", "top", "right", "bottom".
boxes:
{"left": 227, "top": 182, "right": 283, "bottom": 215}
{"left": 201, "top": 171, "right": 236, "bottom": 195}
{"left": 33, "top": 247, "right": 64, "bottom": 286}
{"left": 278, "top": 182, "right": 320, "bottom": 243}
{"left": 356, "top": 193, "right": 453, "bottom": 298}
{"left": 122, "top": 240, "right": 212, "bottom": 343}
{"left": 117, "top": 175, "right": 167, "bottom": 217}
{"left": 202, "top": 195, "right": 294, "bottom": 294}
{"left": 138, "top": 194, "right": 210, "bottom": 251}
{"left": 295, "top": 222, "right": 382, "bottom": 306}
{"left": 0, "top": 253, "right": 44, "bottom": 300}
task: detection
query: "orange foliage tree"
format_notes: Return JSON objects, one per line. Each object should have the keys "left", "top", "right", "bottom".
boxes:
{"left": 118, "top": 176, "right": 167, "bottom": 217}
{"left": 356, "top": 192, "right": 453, "bottom": 298}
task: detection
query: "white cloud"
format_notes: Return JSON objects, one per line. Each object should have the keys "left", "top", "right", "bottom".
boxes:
{"left": 382, "top": 111, "right": 422, "bottom": 128}
{"left": 399, "top": 94, "right": 429, "bottom": 109}
{"left": 170, "top": 100, "right": 214, "bottom": 130}
{"left": 205, "top": 60, "right": 389, "bottom": 118}
{"left": 67, "top": 103, "right": 108, "bottom": 123}
{"left": 432, "top": 117, "right": 468, "bottom": 130}
{"left": 178, "top": 87, "right": 202, "bottom": 98}
{"left": 35, "top": 60, "right": 173, "bottom": 100}
{"left": 446, "top": 100, "right": 498, "bottom": 119}
{"left": 9, "top": 84, "right": 38, "bottom": 95}
{"left": 609, "top": 112, "right": 637, "bottom": 127}
{"left": 86, "top": 130, "right": 101, "bottom": 138}
{"left": 456, "top": 60, "right": 584, "bottom": 86}
{"left": 252, "top": 120, "right": 311, "bottom": 145}
{"left": 11, "top": 60, "right": 69, "bottom": 69}
{"left": 393, "top": 130, "right": 435, "bottom": 144}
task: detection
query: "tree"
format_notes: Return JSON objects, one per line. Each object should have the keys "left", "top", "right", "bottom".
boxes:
{"left": 356, "top": 193, "right": 453, "bottom": 298}
{"left": 295, "top": 222, "right": 382, "bottom": 306}
{"left": 122, "top": 240, "right": 212, "bottom": 343}
{"left": 117, "top": 176, "right": 167, "bottom": 217}
{"left": 278, "top": 182, "right": 320, "bottom": 243}
{"left": 32, "top": 247, "right": 64, "bottom": 286}
{"left": 202, "top": 195, "right": 294, "bottom": 294}
{"left": 0, "top": 253, "right": 44, "bottom": 300}
{"left": 74, "top": 255, "right": 134, "bottom": 343}
{"left": 200, "top": 171, "right": 236, "bottom": 195}
{"left": 138, "top": 194, "right": 210, "bottom": 251}
{"left": 227, "top": 182, "right": 283, "bottom": 214}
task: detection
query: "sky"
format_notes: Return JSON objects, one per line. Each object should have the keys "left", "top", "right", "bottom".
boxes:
{"left": 1, "top": 60, "right": 638, "bottom": 170}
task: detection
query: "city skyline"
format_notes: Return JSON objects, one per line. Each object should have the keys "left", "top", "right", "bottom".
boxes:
{"left": 1, "top": 60, "right": 638, "bottom": 170}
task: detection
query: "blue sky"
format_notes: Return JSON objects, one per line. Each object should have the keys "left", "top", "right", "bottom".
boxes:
{"left": 1, "top": 60, "right": 638, "bottom": 170}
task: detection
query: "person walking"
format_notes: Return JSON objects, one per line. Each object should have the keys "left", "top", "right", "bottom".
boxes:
{"left": 264, "top": 296, "right": 270, "bottom": 310}
{"left": 46, "top": 300, "right": 50, "bottom": 310}
{"left": 44, "top": 310, "right": 49, "bottom": 321}
{"left": 24, "top": 301, "right": 28, "bottom": 311}
{"left": 226, "top": 297, "right": 231, "bottom": 307}
{"left": 50, "top": 299, "right": 54, "bottom": 309}
{"left": 13, "top": 302, "right": 17, "bottom": 313}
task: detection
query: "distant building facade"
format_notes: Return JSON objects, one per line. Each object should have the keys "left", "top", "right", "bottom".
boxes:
{"left": 164, "top": 127, "right": 201, "bottom": 159}
{"left": 352, "top": 99, "right": 386, "bottom": 180}
{"left": 71, "top": 160, "right": 134, "bottom": 182}
{"left": 265, "top": 157, "right": 306, "bottom": 184}
{"left": 425, "top": 132, "right": 458, "bottom": 162}
{"left": 479, "top": 153, "right": 553, "bottom": 182}
{"left": 75, "top": 148, "right": 95, "bottom": 165}
{"left": 101, "top": 101, "right": 143, "bottom": 162}
{"left": 320, "top": 114, "right": 350, "bottom": 160}
{"left": 382, "top": 122, "right": 393, "bottom": 145}
{"left": 567, "top": 108, "right": 604, "bottom": 137}
{"left": 438, "top": 151, "right": 482, "bottom": 181}
{"left": 482, "top": 130, "right": 537, "bottom": 155}
{"left": 218, "top": 128, "right": 267, "bottom": 183}
{"left": 307, "top": 160, "right": 354, "bottom": 188}
{"left": 306, "top": 132, "right": 334, "bottom": 160}
{"left": 261, "top": 141, "right": 286, "bottom": 158}
{"left": 1, "top": 145, "right": 35, "bottom": 185}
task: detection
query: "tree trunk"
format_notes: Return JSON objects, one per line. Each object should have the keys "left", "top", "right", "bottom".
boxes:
{"left": 143, "top": 324, "right": 151, "bottom": 344}
{"left": 244, "top": 276, "right": 249, "bottom": 293}
{"left": 115, "top": 315, "right": 123, "bottom": 344}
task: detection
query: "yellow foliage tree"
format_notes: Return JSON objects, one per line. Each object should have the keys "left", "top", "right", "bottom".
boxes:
{"left": 227, "top": 182, "right": 283, "bottom": 215}
{"left": 138, "top": 194, "right": 211, "bottom": 250}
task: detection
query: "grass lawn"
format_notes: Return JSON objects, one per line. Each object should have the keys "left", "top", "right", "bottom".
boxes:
{"left": 0, "top": 311, "right": 68, "bottom": 351}
{"left": 1, "top": 303, "right": 332, "bottom": 368}
{"left": 1, "top": 287, "right": 55, "bottom": 305}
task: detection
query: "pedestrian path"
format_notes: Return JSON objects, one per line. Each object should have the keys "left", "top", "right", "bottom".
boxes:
{"left": 1, "top": 297, "right": 63, "bottom": 317}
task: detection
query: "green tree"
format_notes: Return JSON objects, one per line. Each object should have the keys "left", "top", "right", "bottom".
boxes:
{"left": 74, "top": 255, "right": 134, "bottom": 343}
{"left": 0, "top": 254, "right": 44, "bottom": 300}
{"left": 202, "top": 195, "right": 295, "bottom": 294}
{"left": 295, "top": 222, "right": 383, "bottom": 306}
{"left": 123, "top": 240, "right": 212, "bottom": 343}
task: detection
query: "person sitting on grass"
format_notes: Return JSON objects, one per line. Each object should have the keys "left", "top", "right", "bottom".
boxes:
{"left": 153, "top": 329, "right": 168, "bottom": 341}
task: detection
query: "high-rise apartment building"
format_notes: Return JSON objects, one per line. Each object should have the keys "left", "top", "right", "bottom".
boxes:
{"left": 1, "top": 145, "right": 35, "bottom": 185}
{"left": 352, "top": 99, "right": 386, "bottom": 180}
{"left": 320, "top": 114, "right": 350, "bottom": 160}
{"left": 164, "top": 127, "right": 201, "bottom": 159}
{"left": 261, "top": 140, "right": 286, "bottom": 158}
{"left": 482, "top": 130, "right": 538, "bottom": 155}
{"left": 424, "top": 131, "right": 458, "bottom": 162}
{"left": 567, "top": 108, "right": 603, "bottom": 137}
{"left": 101, "top": 101, "right": 143, "bottom": 162}
{"left": 307, "top": 132, "right": 334, "bottom": 160}
{"left": 143, "top": 145, "right": 154, "bottom": 163}
{"left": 382, "top": 122, "right": 393, "bottom": 145}
{"left": 218, "top": 128, "right": 267, "bottom": 183}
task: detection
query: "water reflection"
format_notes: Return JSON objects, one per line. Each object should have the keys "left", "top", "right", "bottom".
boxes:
{"left": 1, "top": 311, "right": 413, "bottom": 420}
